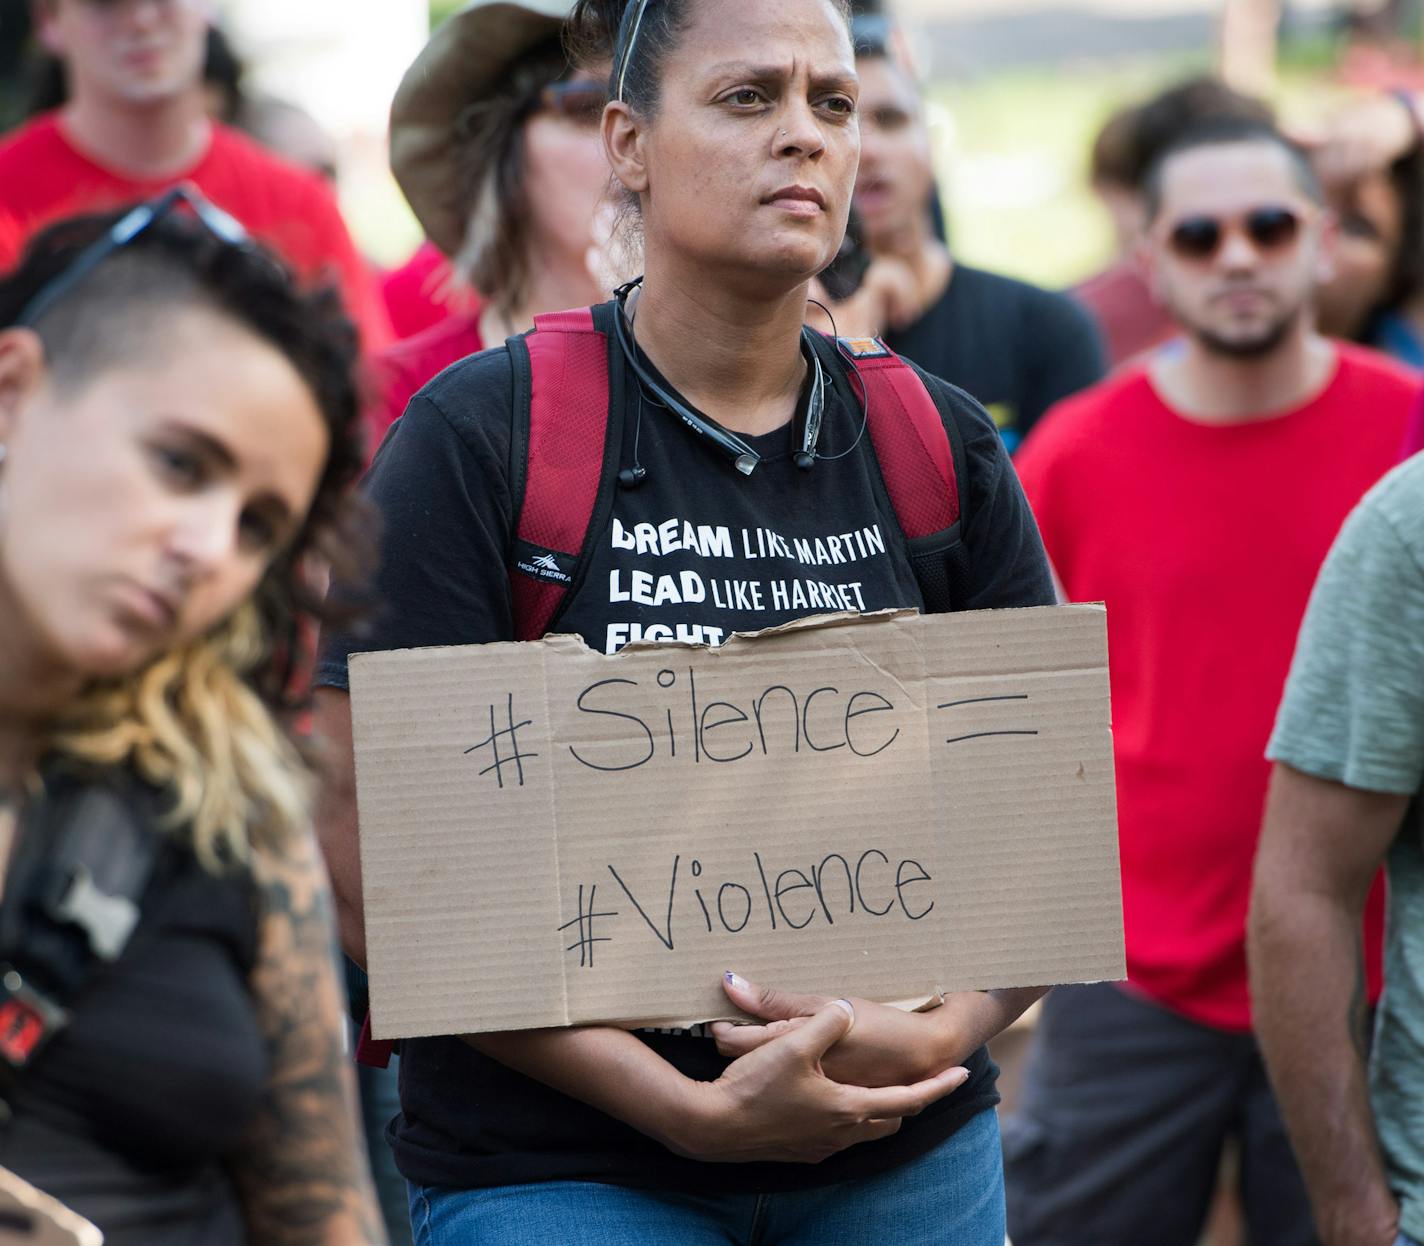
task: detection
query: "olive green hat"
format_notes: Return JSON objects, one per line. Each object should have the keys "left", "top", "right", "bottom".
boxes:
{"left": 390, "top": 0, "right": 573, "bottom": 256}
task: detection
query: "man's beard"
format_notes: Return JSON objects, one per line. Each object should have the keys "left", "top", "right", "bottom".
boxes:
{"left": 1188, "top": 304, "right": 1302, "bottom": 360}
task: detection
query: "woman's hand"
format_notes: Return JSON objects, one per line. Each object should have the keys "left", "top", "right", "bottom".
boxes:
{"left": 1295, "top": 93, "right": 1421, "bottom": 191}
{"left": 712, "top": 973, "right": 970, "bottom": 1089}
{"left": 672, "top": 999, "right": 969, "bottom": 1164}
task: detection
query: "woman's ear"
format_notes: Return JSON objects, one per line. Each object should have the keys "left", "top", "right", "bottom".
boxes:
{"left": 0, "top": 329, "right": 47, "bottom": 446}
{"left": 603, "top": 101, "right": 650, "bottom": 195}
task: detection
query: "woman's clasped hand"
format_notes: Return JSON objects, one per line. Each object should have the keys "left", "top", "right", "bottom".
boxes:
{"left": 671, "top": 997, "right": 970, "bottom": 1165}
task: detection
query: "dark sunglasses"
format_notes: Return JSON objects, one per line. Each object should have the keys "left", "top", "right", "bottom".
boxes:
{"left": 1166, "top": 207, "right": 1303, "bottom": 263}
{"left": 537, "top": 79, "right": 609, "bottom": 129}
{"left": 17, "top": 185, "right": 249, "bottom": 328}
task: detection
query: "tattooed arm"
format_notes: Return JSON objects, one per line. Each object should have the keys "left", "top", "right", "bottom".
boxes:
{"left": 228, "top": 826, "right": 387, "bottom": 1245}
{"left": 1248, "top": 763, "right": 1405, "bottom": 1246}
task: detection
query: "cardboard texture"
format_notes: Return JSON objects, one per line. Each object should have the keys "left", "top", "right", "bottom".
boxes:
{"left": 350, "top": 605, "right": 1124, "bottom": 1039}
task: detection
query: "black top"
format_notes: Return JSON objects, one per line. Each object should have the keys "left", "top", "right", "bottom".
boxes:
{"left": 886, "top": 263, "right": 1107, "bottom": 453}
{"left": 0, "top": 775, "right": 265, "bottom": 1245}
{"left": 319, "top": 300, "right": 1055, "bottom": 1194}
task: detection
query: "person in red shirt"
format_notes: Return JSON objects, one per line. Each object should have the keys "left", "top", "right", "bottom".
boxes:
{"left": 370, "top": 0, "right": 613, "bottom": 450}
{"left": 1006, "top": 117, "right": 1418, "bottom": 1245}
{"left": 0, "top": 0, "right": 390, "bottom": 353}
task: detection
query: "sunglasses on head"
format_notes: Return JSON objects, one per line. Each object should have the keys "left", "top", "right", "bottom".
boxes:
{"left": 17, "top": 185, "right": 250, "bottom": 328}
{"left": 537, "top": 79, "right": 609, "bottom": 129}
{"left": 1166, "top": 207, "right": 1303, "bottom": 263}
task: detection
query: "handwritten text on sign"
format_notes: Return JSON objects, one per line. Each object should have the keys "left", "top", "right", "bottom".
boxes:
{"left": 350, "top": 607, "right": 1124, "bottom": 1039}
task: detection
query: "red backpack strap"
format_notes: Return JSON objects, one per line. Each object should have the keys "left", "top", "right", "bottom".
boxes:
{"left": 507, "top": 308, "right": 614, "bottom": 641}
{"left": 836, "top": 336, "right": 967, "bottom": 612}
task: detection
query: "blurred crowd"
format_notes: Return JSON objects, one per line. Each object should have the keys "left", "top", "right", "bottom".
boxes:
{"left": 2, "top": 1, "right": 1424, "bottom": 1244}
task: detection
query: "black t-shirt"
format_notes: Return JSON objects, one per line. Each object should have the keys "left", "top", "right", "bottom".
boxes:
{"left": 319, "top": 301, "right": 1054, "bottom": 1194}
{"left": 886, "top": 262, "right": 1106, "bottom": 453}
{"left": 1, "top": 773, "right": 263, "bottom": 1245}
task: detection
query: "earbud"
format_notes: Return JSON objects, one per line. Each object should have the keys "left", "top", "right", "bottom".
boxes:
{"left": 617, "top": 465, "right": 648, "bottom": 489}
{"left": 794, "top": 450, "right": 815, "bottom": 471}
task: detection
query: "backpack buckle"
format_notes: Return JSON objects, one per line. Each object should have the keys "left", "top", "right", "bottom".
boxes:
{"left": 0, "top": 964, "right": 69, "bottom": 1072}
{"left": 51, "top": 864, "right": 141, "bottom": 961}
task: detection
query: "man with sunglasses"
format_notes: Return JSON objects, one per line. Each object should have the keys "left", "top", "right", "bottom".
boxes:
{"left": 0, "top": 0, "right": 389, "bottom": 351}
{"left": 1003, "top": 117, "right": 1420, "bottom": 1245}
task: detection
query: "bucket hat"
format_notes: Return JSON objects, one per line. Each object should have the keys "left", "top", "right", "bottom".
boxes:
{"left": 390, "top": 0, "right": 572, "bottom": 256}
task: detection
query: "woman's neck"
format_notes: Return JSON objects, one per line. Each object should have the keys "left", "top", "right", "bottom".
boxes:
{"left": 483, "top": 252, "right": 611, "bottom": 342}
{"left": 0, "top": 592, "right": 80, "bottom": 788}
{"left": 629, "top": 259, "right": 810, "bottom": 437}
{"left": 60, "top": 94, "right": 211, "bottom": 180}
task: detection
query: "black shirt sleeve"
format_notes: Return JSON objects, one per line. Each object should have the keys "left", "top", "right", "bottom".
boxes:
{"left": 912, "top": 365, "right": 1057, "bottom": 611}
{"left": 1017, "top": 289, "right": 1107, "bottom": 436}
{"left": 316, "top": 350, "right": 518, "bottom": 691}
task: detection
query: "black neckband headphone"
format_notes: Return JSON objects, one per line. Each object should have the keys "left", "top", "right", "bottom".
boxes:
{"left": 613, "top": 277, "right": 830, "bottom": 488}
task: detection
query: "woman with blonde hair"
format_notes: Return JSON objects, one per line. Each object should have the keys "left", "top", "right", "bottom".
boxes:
{"left": 0, "top": 191, "right": 385, "bottom": 1246}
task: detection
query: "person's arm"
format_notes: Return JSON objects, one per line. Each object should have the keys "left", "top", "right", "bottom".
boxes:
{"left": 313, "top": 687, "right": 366, "bottom": 966}
{"left": 228, "top": 828, "right": 386, "bottom": 1245}
{"left": 1302, "top": 91, "right": 1423, "bottom": 193}
{"left": 467, "top": 1004, "right": 970, "bottom": 1164}
{"left": 1248, "top": 764, "right": 1404, "bottom": 1246}
{"left": 712, "top": 974, "right": 1042, "bottom": 1088}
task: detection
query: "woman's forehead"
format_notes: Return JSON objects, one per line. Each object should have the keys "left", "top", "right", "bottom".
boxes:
{"left": 671, "top": 0, "right": 853, "bottom": 73}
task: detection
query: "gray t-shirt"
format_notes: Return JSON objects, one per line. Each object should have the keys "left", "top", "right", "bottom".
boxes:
{"left": 1269, "top": 452, "right": 1424, "bottom": 1239}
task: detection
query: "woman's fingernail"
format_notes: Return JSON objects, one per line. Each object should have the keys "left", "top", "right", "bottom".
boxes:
{"left": 834, "top": 998, "right": 855, "bottom": 1031}
{"left": 725, "top": 971, "right": 746, "bottom": 991}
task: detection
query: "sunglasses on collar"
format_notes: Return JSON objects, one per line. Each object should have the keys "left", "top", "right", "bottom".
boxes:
{"left": 1164, "top": 206, "right": 1303, "bottom": 264}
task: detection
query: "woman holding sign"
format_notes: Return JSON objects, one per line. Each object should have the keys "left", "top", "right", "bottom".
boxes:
{"left": 315, "top": 0, "right": 1054, "bottom": 1240}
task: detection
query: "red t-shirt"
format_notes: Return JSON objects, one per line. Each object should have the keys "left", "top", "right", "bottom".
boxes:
{"left": 1016, "top": 343, "right": 1417, "bottom": 1031}
{"left": 369, "top": 311, "right": 483, "bottom": 455}
{"left": 0, "top": 112, "right": 391, "bottom": 352}
{"left": 1402, "top": 386, "right": 1424, "bottom": 460}
{"left": 381, "top": 241, "right": 482, "bottom": 342}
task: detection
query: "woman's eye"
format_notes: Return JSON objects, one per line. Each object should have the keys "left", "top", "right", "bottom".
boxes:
{"left": 728, "top": 88, "right": 765, "bottom": 107}
{"left": 237, "top": 509, "right": 278, "bottom": 553}
{"left": 820, "top": 95, "right": 856, "bottom": 118}
{"left": 151, "top": 444, "right": 204, "bottom": 487}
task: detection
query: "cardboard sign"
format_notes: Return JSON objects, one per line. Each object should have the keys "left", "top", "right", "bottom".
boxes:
{"left": 350, "top": 605, "right": 1124, "bottom": 1039}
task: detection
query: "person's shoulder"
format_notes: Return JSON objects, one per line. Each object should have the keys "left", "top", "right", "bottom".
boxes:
{"left": 953, "top": 262, "right": 1093, "bottom": 323}
{"left": 205, "top": 122, "right": 339, "bottom": 210}
{"left": 417, "top": 339, "right": 517, "bottom": 430}
{"left": 0, "top": 111, "right": 65, "bottom": 167}
{"left": 380, "top": 313, "right": 484, "bottom": 376}
{"left": 1333, "top": 339, "right": 1423, "bottom": 397}
{"left": 1357, "top": 452, "right": 1424, "bottom": 554}
{"left": 1026, "top": 364, "right": 1152, "bottom": 441}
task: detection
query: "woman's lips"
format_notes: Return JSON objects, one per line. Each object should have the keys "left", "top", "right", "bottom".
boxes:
{"left": 766, "top": 186, "right": 826, "bottom": 217}
{"left": 112, "top": 580, "right": 177, "bottom": 631}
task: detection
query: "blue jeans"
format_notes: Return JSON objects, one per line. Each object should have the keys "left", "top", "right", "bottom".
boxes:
{"left": 409, "top": 1107, "right": 1003, "bottom": 1245}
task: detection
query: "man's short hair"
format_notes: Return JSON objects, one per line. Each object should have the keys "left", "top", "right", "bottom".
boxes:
{"left": 1142, "top": 118, "right": 1324, "bottom": 222}
{"left": 1092, "top": 76, "right": 1274, "bottom": 192}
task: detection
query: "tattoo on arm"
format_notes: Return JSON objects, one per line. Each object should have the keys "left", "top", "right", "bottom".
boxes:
{"left": 229, "top": 834, "right": 386, "bottom": 1245}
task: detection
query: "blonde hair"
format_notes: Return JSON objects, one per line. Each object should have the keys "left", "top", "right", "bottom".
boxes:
{"left": 46, "top": 601, "right": 311, "bottom": 873}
